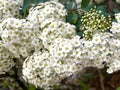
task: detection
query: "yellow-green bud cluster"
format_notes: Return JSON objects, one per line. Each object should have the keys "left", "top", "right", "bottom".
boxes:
{"left": 81, "top": 7, "right": 111, "bottom": 40}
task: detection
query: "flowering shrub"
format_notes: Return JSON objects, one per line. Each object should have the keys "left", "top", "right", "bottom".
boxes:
{"left": 0, "top": 0, "right": 23, "bottom": 22}
{"left": 27, "top": 1, "right": 67, "bottom": 28}
{"left": 0, "top": 18, "right": 42, "bottom": 58}
{"left": 0, "top": 0, "right": 120, "bottom": 90}
{"left": 0, "top": 41, "right": 15, "bottom": 74}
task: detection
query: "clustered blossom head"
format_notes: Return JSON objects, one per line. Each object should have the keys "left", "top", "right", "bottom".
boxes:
{"left": 0, "top": 0, "right": 22, "bottom": 22}
{"left": 110, "top": 13, "right": 120, "bottom": 37}
{"left": 0, "top": 18, "right": 42, "bottom": 58}
{"left": 22, "top": 46, "right": 83, "bottom": 89}
{"left": 39, "top": 20, "right": 76, "bottom": 48}
{"left": 0, "top": 41, "right": 15, "bottom": 74}
{"left": 27, "top": 1, "right": 67, "bottom": 28}
{"left": 81, "top": 7, "right": 111, "bottom": 40}
{"left": 80, "top": 32, "right": 115, "bottom": 69}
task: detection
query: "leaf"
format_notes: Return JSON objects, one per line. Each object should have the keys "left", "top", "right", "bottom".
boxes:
{"left": 77, "top": 31, "right": 84, "bottom": 37}
{"left": 113, "top": 9, "right": 120, "bottom": 13}
{"left": 20, "top": 0, "right": 31, "bottom": 16}
{"left": 96, "top": 5, "right": 109, "bottom": 17}
{"left": 96, "top": 5, "right": 106, "bottom": 13}
{"left": 66, "top": 13, "right": 78, "bottom": 24}
{"left": 66, "top": 2, "right": 75, "bottom": 10}
{"left": 84, "top": 4, "right": 95, "bottom": 11}
{"left": 117, "top": 87, "right": 120, "bottom": 90}
{"left": 71, "top": 13, "right": 78, "bottom": 24}
{"left": 81, "top": 0, "right": 90, "bottom": 9}
{"left": 28, "top": 84, "right": 36, "bottom": 90}
{"left": 75, "top": 19, "right": 82, "bottom": 29}
{"left": 32, "top": 0, "right": 49, "bottom": 4}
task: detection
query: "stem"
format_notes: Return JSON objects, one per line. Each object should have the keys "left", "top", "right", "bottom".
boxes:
{"left": 97, "top": 69, "right": 105, "bottom": 90}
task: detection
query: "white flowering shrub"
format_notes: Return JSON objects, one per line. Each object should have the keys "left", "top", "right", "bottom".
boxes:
{"left": 0, "top": 0, "right": 120, "bottom": 89}
{"left": 80, "top": 32, "right": 120, "bottom": 72}
{"left": 0, "top": 41, "right": 15, "bottom": 74}
{"left": 110, "top": 13, "right": 120, "bottom": 37}
{"left": 39, "top": 20, "right": 76, "bottom": 48}
{"left": 0, "top": 0, "right": 22, "bottom": 22}
{"left": 23, "top": 46, "right": 83, "bottom": 89}
{"left": 0, "top": 18, "right": 42, "bottom": 58}
{"left": 27, "top": 1, "right": 67, "bottom": 28}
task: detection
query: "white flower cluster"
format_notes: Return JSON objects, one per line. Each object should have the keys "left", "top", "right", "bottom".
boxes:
{"left": 22, "top": 1, "right": 83, "bottom": 88}
{"left": 23, "top": 46, "right": 83, "bottom": 90}
{"left": 39, "top": 20, "right": 76, "bottom": 48}
{"left": 22, "top": 1, "right": 120, "bottom": 89}
{"left": 110, "top": 13, "right": 120, "bottom": 36}
{"left": 106, "top": 13, "right": 120, "bottom": 73}
{"left": 81, "top": 32, "right": 120, "bottom": 71}
{"left": 27, "top": 1, "right": 67, "bottom": 28}
{"left": 0, "top": 41, "right": 15, "bottom": 74}
{"left": 0, "top": 18, "right": 42, "bottom": 58}
{"left": 0, "top": 0, "right": 22, "bottom": 22}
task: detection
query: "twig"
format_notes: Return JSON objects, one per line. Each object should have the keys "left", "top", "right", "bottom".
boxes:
{"left": 97, "top": 69, "right": 105, "bottom": 90}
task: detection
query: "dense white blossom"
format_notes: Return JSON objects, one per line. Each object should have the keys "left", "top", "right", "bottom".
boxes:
{"left": 0, "top": 0, "right": 22, "bottom": 22}
{"left": 110, "top": 13, "right": 120, "bottom": 36}
{"left": 39, "top": 20, "right": 76, "bottom": 48}
{"left": 27, "top": 1, "right": 67, "bottom": 28}
{"left": 79, "top": 31, "right": 120, "bottom": 74}
{"left": 0, "top": 18, "right": 42, "bottom": 58}
{"left": 0, "top": 41, "right": 15, "bottom": 74}
{"left": 22, "top": 49, "right": 83, "bottom": 90}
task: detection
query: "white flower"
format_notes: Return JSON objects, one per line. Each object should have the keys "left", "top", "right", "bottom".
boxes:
{"left": 115, "top": 13, "right": 120, "bottom": 23}
{"left": 92, "top": 35, "right": 101, "bottom": 44}
{"left": 110, "top": 22, "right": 120, "bottom": 33}
{"left": 84, "top": 41, "right": 93, "bottom": 47}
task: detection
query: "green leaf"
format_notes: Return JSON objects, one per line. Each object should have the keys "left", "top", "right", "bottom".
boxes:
{"left": 114, "top": 9, "right": 120, "bottom": 13}
{"left": 77, "top": 31, "right": 84, "bottom": 37}
{"left": 75, "top": 19, "right": 82, "bottom": 29}
{"left": 28, "top": 84, "right": 36, "bottom": 90}
{"left": 66, "top": 2, "right": 75, "bottom": 10}
{"left": 96, "top": 5, "right": 110, "bottom": 17}
{"left": 20, "top": 0, "right": 31, "bottom": 16}
{"left": 117, "top": 87, "right": 120, "bottom": 90}
{"left": 81, "top": 0, "right": 90, "bottom": 9}
{"left": 32, "top": 0, "right": 49, "bottom": 4}
{"left": 96, "top": 5, "right": 106, "bottom": 13}
{"left": 84, "top": 4, "right": 95, "bottom": 11}
{"left": 71, "top": 13, "right": 78, "bottom": 24}
{"left": 66, "top": 13, "right": 78, "bottom": 24}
